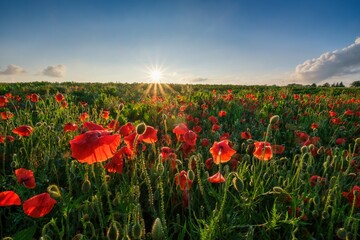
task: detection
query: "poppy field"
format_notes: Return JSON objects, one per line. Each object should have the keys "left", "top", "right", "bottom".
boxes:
{"left": 0, "top": 82, "right": 360, "bottom": 240}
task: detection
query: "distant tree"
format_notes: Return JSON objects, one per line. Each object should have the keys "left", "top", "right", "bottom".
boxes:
{"left": 311, "top": 83, "right": 317, "bottom": 87}
{"left": 323, "top": 82, "right": 330, "bottom": 87}
{"left": 350, "top": 81, "right": 360, "bottom": 87}
{"left": 339, "top": 82, "right": 345, "bottom": 87}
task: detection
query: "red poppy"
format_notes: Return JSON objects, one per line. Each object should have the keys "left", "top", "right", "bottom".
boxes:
{"left": 119, "top": 122, "right": 135, "bottom": 136}
{"left": 241, "top": 131, "right": 252, "bottom": 139}
{"left": 336, "top": 138, "right": 346, "bottom": 145}
{"left": 205, "top": 158, "right": 213, "bottom": 170}
{"left": 15, "top": 168, "right": 36, "bottom": 189}
{"left": 208, "top": 116, "right": 218, "bottom": 124}
{"left": 344, "top": 109, "right": 355, "bottom": 116}
{"left": 331, "top": 118, "right": 343, "bottom": 125}
{"left": 101, "top": 110, "right": 110, "bottom": 120}
{"left": 139, "top": 126, "right": 158, "bottom": 143}
{"left": 0, "top": 135, "right": 5, "bottom": 143}
{"left": 183, "top": 130, "right": 197, "bottom": 146}
{"left": 295, "top": 131, "right": 310, "bottom": 146}
{"left": 61, "top": 101, "right": 68, "bottom": 108}
{"left": 220, "top": 132, "right": 230, "bottom": 141}
{"left": 209, "top": 140, "right": 236, "bottom": 165}
{"left": 1, "top": 111, "right": 14, "bottom": 120}
{"left": 107, "top": 120, "right": 120, "bottom": 131}
{"left": 70, "top": 130, "right": 121, "bottom": 164}
{"left": 173, "top": 123, "right": 189, "bottom": 138}
{"left": 82, "top": 121, "right": 105, "bottom": 131}
{"left": 0, "top": 191, "right": 21, "bottom": 206}
{"left": 193, "top": 125, "right": 202, "bottom": 133}
{"left": 55, "top": 93, "right": 64, "bottom": 103}
{"left": 63, "top": 123, "right": 78, "bottom": 132}
{"left": 218, "top": 110, "right": 227, "bottom": 117}
{"left": 79, "top": 112, "right": 89, "bottom": 122}
{"left": 310, "top": 123, "right": 319, "bottom": 130}
{"left": 208, "top": 171, "right": 225, "bottom": 183}
{"left": 0, "top": 95, "right": 9, "bottom": 107}
{"left": 79, "top": 101, "right": 88, "bottom": 107}
{"left": 310, "top": 175, "right": 326, "bottom": 187}
{"left": 211, "top": 124, "right": 220, "bottom": 132}
{"left": 271, "top": 145, "right": 285, "bottom": 154}
{"left": 175, "top": 170, "right": 193, "bottom": 191}
{"left": 30, "top": 94, "right": 39, "bottom": 103}
{"left": 329, "top": 110, "right": 337, "bottom": 117}
{"left": 23, "top": 193, "right": 57, "bottom": 218}
{"left": 201, "top": 138, "right": 210, "bottom": 147}
{"left": 161, "top": 147, "right": 174, "bottom": 161}
{"left": 12, "top": 125, "right": 33, "bottom": 137}
{"left": 342, "top": 185, "right": 360, "bottom": 208}
{"left": 104, "top": 151, "right": 124, "bottom": 174}
{"left": 253, "top": 142, "right": 273, "bottom": 161}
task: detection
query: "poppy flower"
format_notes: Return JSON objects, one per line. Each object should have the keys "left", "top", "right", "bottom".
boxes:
{"left": 23, "top": 193, "right": 57, "bottom": 218}
{"left": 104, "top": 151, "right": 124, "bottom": 174}
{"left": 173, "top": 123, "right": 189, "bottom": 138}
{"left": 79, "top": 112, "right": 89, "bottom": 122}
{"left": 0, "top": 191, "right": 21, "bottom": 206}
{"left": 211, "top": 124, "right": 220, "bottom": 132}
{"left": 342, "top": 185, "right": 360, "bottom": 208}
{"left": 182, "top": 190, "right": 189, "bottom": 208}
{"left": 1, "top": 111, "right": 14, "bottom": 120}
{"left": 310, "top": 175, "right": 326, "bottom": 187}
{"left": 336, "top": 138, "right": 346, "bottom": 145}
{"left": 0, "top": 95, "right": 8, "bottom": 107}
{"left": 344, "top": 109, "right": 355, "bottom": 116}
{"left": 218, "top": 110, "right": 227, "bottom": 117}
{"left": 208, "top": 171, "right": 225, "bottom": 183}
{"left": 15, "top": 168, "right": 36, "bottom": 189}
{"left": 12, "top": 125, "right": 33, "bottom": 137}
{"left": 55, "top": 93, "right": 65, "bottom": 103}
{"left": 310, "top": 123, "right": 319, "bottom": 130}
{"left": 329, "top": 110, "right": 337, "bottom": 117}
{"left": 79, "top": 101, "right": 88, "bottom": 107}
{"left": 331, "top": 118, "right": 343, "bottom": 125}
{"left": 253, "top": 142, "right": 273, "bottom": 161}
{"left": 193, "top": 125, "right": 202, "bottom": 134}
{"left": 183, "top": 130, "right": 197, "bottom": 146}
{"left": 241, "top": 131, "right": 252, "bottom": 139}
{"left": 271, "top": 145, "right": 285, "bottom": 154}
{"left": 208, "top": 116, "right": 218, "bottom": 124}
{"left": 119, "top": 122, "right": 135, "bottom": 136}
{"left": 175, "top": 170, "right": 193, "bottom": 191}
{"left": 70, "top": 130, "right": 121, "bottom": 164}
{"left": 161, "top": 147, "right": 174, "bottom": 161}
{"left": 30, "top": 94, "right": 39, "bottom": 103}
{"left": 139, "top": 126, "right": 158, "bottom": 144}
{"left": 205, "top": 158, "right": 213, "bottom": 170}
{"left": 107, "top": 120, "right": 120, "bottom": 131}
{"left": 64, "top": 123, "right": 78, "bottom": 132}
{"left": 201, "top": 138, "right": 210, "bottom": 147}
{"left": 61, "top": 101, "right": 68, "bottom": 108}
{"left": 0, "top": 135, "right": 5, "bottom": 143}
{"left": 82, "top": 121, "right": 105, "bottom": 131}
{"left": 220, "top": 132, "right": 230, "bottom": 141}
{"left": 101, "top": 110, "right": 110, "bottom": 120}
{"left": 209, "top": 140, "right": 236, "bottom": 165}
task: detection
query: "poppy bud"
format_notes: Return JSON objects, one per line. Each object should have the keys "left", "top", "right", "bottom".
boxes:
{"left": 106, "top": 221, "right": 120, "bottom": 240}
{"left": 246, "top": 139, "right": 254, "bottom": 144}
{"left": 336, "top": 228, "right": 347, "bottom": 240}
{"left": 280, "top": 157, "right": 288, "bottom": 161}
{"left": 118, "top": 103, "right": 124, "bottom": 111}
{"left": 187, "top": 170, "right": 195, "bottom": 182}
{"left": 40, "top": 235, "right": 51, "bottom": 240}
{"left": 2, "top": 237, "right": 13, "bottom": 240}
{"left": 269, "top": 115, "right": 279, "bottom": 125}
{"left": 321, "top": 210, "right": 329, "bottom": 220}
{"left": 151, "top": 218, "right": 164, "bottom": 240}
{"left": 72, "top": 234, "right": 86, "bottom": 240}
{"left": 83, "top": 214, "right": 90, "bottom": 222}
{"left": 301, "top": 146, "right": 308, "bottom": 154}
{"left": 81, "top": 179, "right": 91, "bottom": 193}
{"left": 162, "top": 114, "right": 167, "bottom": 121}
{"left": 308, "top": 144, "right": 315, "bottom": 152}
{"left": 47, "top": 184, "right": 62, "bottom": 199}
{"left": 132, "top": 222, "right": 142, "bottom": 239}
{"left": 136, "top": 123, "right": 146, "bottom": 135}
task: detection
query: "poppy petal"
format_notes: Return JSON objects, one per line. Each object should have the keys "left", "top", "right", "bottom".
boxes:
{"left": 23, "top": 193, "right": 56, "bottom": 218}
{"left": 0, "top": 191, "right": 21, "bottom": 206}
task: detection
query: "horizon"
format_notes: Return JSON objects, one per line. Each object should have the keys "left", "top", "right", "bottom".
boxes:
{"left": 1, "top": 0, "right": 360, "bottom": 86}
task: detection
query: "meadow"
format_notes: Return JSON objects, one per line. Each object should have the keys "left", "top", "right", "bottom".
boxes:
{"left": 0, "top": 82, "right": 359, "bottom": 240}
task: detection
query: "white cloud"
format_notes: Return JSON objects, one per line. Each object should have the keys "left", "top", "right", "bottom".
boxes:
{"left": 0, "top": 64, "right": 26, "bottom": 75}
{"left": 293, "top": 37, "right": 360, "bottom": 83}
{"left": 42, "top": 64, "right": 66, "bottom": 78}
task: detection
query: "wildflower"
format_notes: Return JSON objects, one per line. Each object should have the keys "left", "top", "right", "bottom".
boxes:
{"left": 0, "top": 191, "right": 21, "bottom": 206}
{"left": 208, "top": 171, "right": 225, "bottom": 183}
{"left": 107, "top": 120, "right": 120, "bottom": 131}
{"left": 0, "top": 95, "right": 8, "bottom": 107}
{"left": 201, "top": 138, "right": 210, "bottom": 147}
{"left": 12, "top": 125, "right": 33, "bottom": 137}
{"left": 209, "top": 140, "right": 236, "bottom": 165}
{"left": 211, "top": 124, "right": 220, "bottom": 132}
{"left": 175, "top": 170, "right": 193, "bottom": 191}
{"left": 344, "top": 109, "right": 355, "bottom": 116}
{"left": 79, "top": 112, "right": 89, "bottom": 122}
{"left": 119, "top": 122, "right": 135, "bottom": 136}
{"left": 138, "top": 125, "right": 158, "bottom": 143}
{"left": 335, "top": 138, "right": 346, "bottom": 145}
{"left": 1, "top": 111, "right": 14, "bottom": 120}
{"left": 15, "top": 168, "right": 36, "bottom": 189}
{"left": 173, "top": 123, "right": 189, "bottom": 139}
{"left": 253, "top": 142, "right": 273, "bottom": 160}
{"left": 205, "top": 158, "right": 213, "bottom": 170}
{"left": 61, "top": 101, "right": 68, "bottom": 108}
{"left": 329, "top": 110, "right": 337, "bottom": 117}
{"left": 55, "top": 93, "right": 64, "bottom": 103}
{"left": 161, "top": 147, "right": 174, "bottom": 161}
{"left": 63, "top": 123, "right": 78, "bottom": 132}
{"left": 342, "top": 186, "right": 360, "bottom": 208}
{"left": 23, "top": 193, "right": 57, "bottom": 218}
{"left": 30, "top": 93, "right": 39, "bottom": 103}
{"left": 241, "top": 131, "right": 252, "bottom": 139}
{"left": 310, "top": 175, "right": 326, "bottom": 187}
{"left": 183, "top": 130, "right": 197, "bottom": 146}
{"left": 104, "top": 151, "right": 124, "bottom": 174}
{"left": 70, "top": 130, "right": 121, "bottom": 164}
{"left": 271, "top": 145, "right": 285, "bottom": 154}
{"left": 82, "top": 121, "right": 105, "bottom": 131}
{"left": 311, "top": 123, "right": 319, "bottom": 130}
{"left": 208, "top": 116, "right": 218, "bottom": 125}
{"left": 218, "top": 110, "right": 226, "bottom": 117}
{"left": 101, "top": 110, "right": 110, "bottom": 120}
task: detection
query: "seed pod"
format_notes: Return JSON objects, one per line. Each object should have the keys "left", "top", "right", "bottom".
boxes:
{"left": 132, "top": 222, "right": 142, "bottom": 239}
{"left": 187, "top": 169, "right": 195, "bottom": 181}
{"left": 81, "top": 179, "right": 91, "bottom": 194}
{"left": 273, "top": 186, "right": 284, "bottom": 193}
{"left": 106, "top": 221, "right": 120, "bottom": 240}
{"left": 336, "top": 228, "right": 347, "bottom": 240}
{"left": 151, "top": 218, "right": 164, "bottom": 240}
{"left": 355, "top": 138, "right": 360, "bottom": 145}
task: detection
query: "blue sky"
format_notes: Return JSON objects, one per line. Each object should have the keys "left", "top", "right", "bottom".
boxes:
{"left": 1, "top": 0, "right": 360, "bottom": 85}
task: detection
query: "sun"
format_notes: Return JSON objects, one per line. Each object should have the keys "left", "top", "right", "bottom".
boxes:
{"left": 150, "top": 70, "right": 162, "bottom": 83}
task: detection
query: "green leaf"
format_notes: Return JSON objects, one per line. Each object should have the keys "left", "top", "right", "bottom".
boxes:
{"left": 13, "top": 225, "right": 36, "bottom": 240}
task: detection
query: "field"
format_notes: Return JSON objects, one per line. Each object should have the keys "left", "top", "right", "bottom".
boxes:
{"left": 0, "top": 82, "right": 360, "bottom": 240}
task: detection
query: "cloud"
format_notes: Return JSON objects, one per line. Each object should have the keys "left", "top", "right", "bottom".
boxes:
{"left": 0, "top": 64, "right": 26, "bottom": 75}
{"left": 293, "top": 37, "right": 360, "bottom": 83}
{"left": 42, "top": 64, "right": 66, "bottom": 78}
